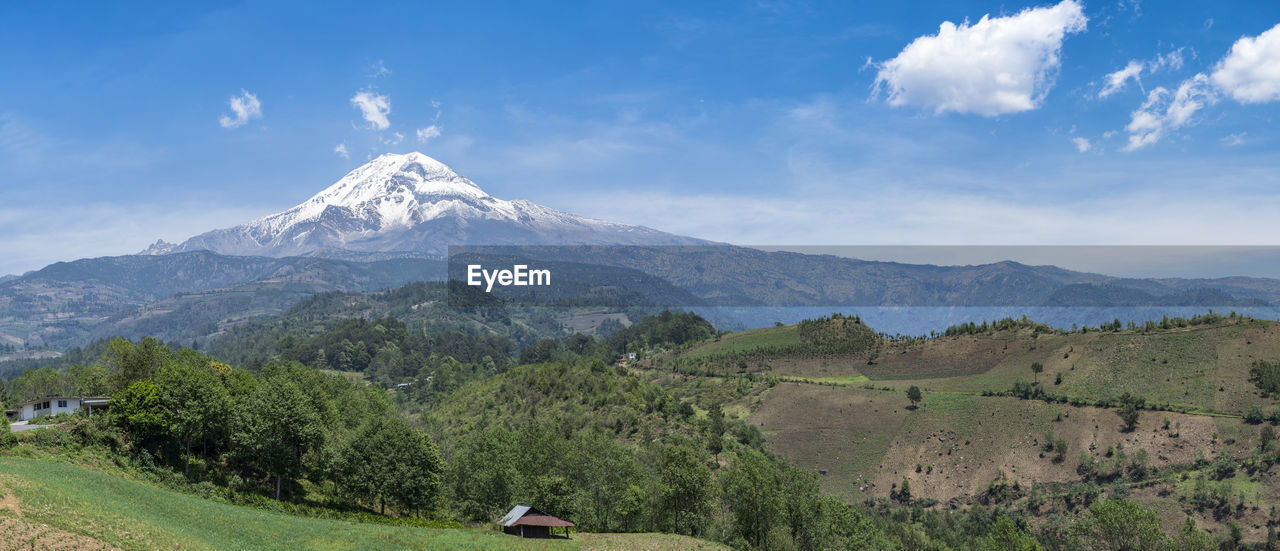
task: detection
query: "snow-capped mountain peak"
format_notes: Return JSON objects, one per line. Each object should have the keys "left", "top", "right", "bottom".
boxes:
{"left": 150, "top": 152, "right": 703, "bottom": 257}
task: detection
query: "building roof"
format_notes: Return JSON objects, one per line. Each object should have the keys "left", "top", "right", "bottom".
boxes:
{"left": 498, "top": 505, "right": 574, "bottom": 528}
{"left": 13, "top": 396, "right": 110, "bottom": 408}
{"left": 498, "top": 505, "right": 531, "bottom": 526}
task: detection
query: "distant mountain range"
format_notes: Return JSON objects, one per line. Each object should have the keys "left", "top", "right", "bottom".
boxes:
{"left": 2, "top": 152, "right": 1278, "bottom": 351}
{"left": 0, "top": 252, "right": 442, "bottom": 348}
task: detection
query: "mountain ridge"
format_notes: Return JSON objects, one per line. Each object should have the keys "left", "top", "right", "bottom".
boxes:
{"left": 148, "top": 152, "right": 706, "bottom": 258}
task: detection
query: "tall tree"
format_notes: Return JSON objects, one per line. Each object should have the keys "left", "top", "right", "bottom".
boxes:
{"left": 1070, "top": 499, "right": 1169, "bottom": 551}
{"left": 157, "top": 361, "right": 230, "bottom": 476}
{"left": 233, "top": 373, "right": 323, "bottom": 500}
{"left": 572, "top": 431, "right": 642, "bottom": 532}
{"left": 722, "top": 448, "right": 784, "bottom": 549}
{"left": 336, "top": 417, "right": 442, "bottom": 516}
{"left": 658, "top": 444, "right": 713, "bottom": 536}
{"left": 906, "top": 386, "right": 923, "bottom": 409}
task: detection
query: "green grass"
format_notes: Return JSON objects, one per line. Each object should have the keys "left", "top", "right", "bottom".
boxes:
{"left": 680, "top": 325, "right": 801, "bottom": 361}
{"left": 1060, "top": 330, "right": 1220, "bottom": 410}
{"left": 0, "top": 457, "right": 564, "bottom": 550}
{"left": 776, "top": 375, "right": 871, "bottom": 385}
{"left": 1174, "top": 471, "right": 1267, "bottom": 508}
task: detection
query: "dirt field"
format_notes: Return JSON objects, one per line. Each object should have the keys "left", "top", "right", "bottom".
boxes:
{"left": 747, "top": 381, "right": 1258, "bottom": 504}
{"left": 0, "top": 475, "right": 119, "bottom": 551}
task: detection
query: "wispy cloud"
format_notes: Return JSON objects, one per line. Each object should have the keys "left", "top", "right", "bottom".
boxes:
{"left": 1099, "top": 61, "right": 1144, "bottom": 98}
{"left": 1123, "top": 74, "right": 1217, "bottom": 151}
{"left": 1072, "top": 137, "right": 1092, "bottom": 152}
{"left": 368, "top": 60, "right": 391, "bottom": 78}
{"left": 872, "top": 0, "right": 1086, "bottom": 116}
{"left": 334, "top": 143, "right": 349, "bottom": 159}
{"left": 416, "top": 125, "right": 441, "bottom": 142}
{"left": 0, "top": 203, "right": 274, "bottom": 275}
{"left": 1222, "top": 132, "right": 1247, "bottom": 146}
{"left": 1097, "top": 48, "right": 1185, "bottom": 99}
{"left": 350, "top": 91, "right": 391, "bottom": 130}
{"left": 560, "top": 186, "right": 1280, "bottom": 249}
{"left": 218, "top": 90, "right": 262, "bottom": 128}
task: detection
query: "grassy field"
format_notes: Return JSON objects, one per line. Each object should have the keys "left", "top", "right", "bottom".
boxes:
{"left": 675, "top": 317, "right": 1280, "bottom": 416}
{"left": 0, "top": 457, "right": 724, "bottom": 551}
{"left": 677, "top": 324, "right": 802, "bottom": 361}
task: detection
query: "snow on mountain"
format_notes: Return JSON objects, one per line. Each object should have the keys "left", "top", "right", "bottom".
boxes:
{"left": 150, "top": 152, "right": 705, "bottom": 257}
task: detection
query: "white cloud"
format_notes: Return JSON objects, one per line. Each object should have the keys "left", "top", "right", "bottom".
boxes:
{"left": 1072, "top": 137, "right": 1092, "bottom": 152}
{"left": 416, "top": 125, "right": 442, "bottom": 142}
{"left": 334, "top": 144, "right": 349, "bottom": 159}
{"left": 350, "top": 91, "right": 391, "bottom": 130}
{"left": 1099, "top": 61, "right": 1144, "bottom": 98}
{"left": 1121, "top": 24, "right": 1280, "bottom": 150}
{"left": 1151, "top": 47, "right": 1185, "bottom": 72}
{"left": 369, "top": 60, "right": 391, "bottom": 78}
{"left": 1222, "top": 132, "right": 1247, "bottom": 146}
{"left": 1098, "top": 48, "right": 1186, "bottom": 99}
{"left": 0, "top": 203, "right": 274, "bottom": 275}
{"left": 1210, "top": 23, "right": 1280, "bottom": 104}
{"left": 381, "top": 132, "right": 405, "bottom": 145}
{"left": 558, "top": 186, "right": 1280, "bottom": 251}
{"left": 872, "top": 0, "right": 1086, "bottom": 116}
{"left": 218, "top": 90, "right": 262, "bottom": 128}
{"left": 1123, "top": 73, "right": 1217, "bottom": 151}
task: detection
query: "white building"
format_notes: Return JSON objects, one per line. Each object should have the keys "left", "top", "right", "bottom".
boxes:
{"left": 12, "top": 396, "right": 110, "bottom": 422}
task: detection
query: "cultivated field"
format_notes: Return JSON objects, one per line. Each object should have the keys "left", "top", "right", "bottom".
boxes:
{"left": 0, "top": 458, "right": 723, "bottom": 551}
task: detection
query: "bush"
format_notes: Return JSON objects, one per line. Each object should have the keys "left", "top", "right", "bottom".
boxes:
{"left": 0, "top": 415, "right": 15, "bottom": 447}
{"left": 1118, "top": 403, "right": 1140, "bottom": 432}
{"left": 1245, "top": 405, "right": 1266, "bottom": 425}
{"left": 1251, "top": 361, "right": 1280, "bottom": 395}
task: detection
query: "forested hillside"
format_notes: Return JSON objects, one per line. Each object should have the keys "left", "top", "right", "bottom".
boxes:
{"left": 5, "top": 309, "right": 1278, "bottom": 549}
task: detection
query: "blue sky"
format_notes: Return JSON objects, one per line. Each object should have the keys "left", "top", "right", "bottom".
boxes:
{"left": 2, "top": 1, "right": 1279, "bottom": 275}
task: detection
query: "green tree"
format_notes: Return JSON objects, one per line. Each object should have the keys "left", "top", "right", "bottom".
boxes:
{"left": 105, "top": 337, "right": 172, "bottom": 393}
{"left": 449, "top": 426, "right": 518, "bottom": 521}
{"left": 109, "top": 379, "right": 168, "bottom": 447}
{"left": 981, "top": 516, "right": 1041, "bottom": 551}
{"left": 0, "top": 412, "right": 15, "bottom": 448}
{"left": 705, "top": 402, "right": 727, "bottom": 463}
{"left": 1031, "top": 362, "right": 1045, "bottom": 385}
{"left": 1071, "top": 499, "right": 1169, "bottom": 550}
{"left": 906, "top": 385, "right": 923, "bottom": 409}
{"left": 1118, "top": 403, "right": 1140, "bottom": 432}
{"left": 658, "top": 444, "right": 713, "bottom": 536}
{"left": 9, "top": 366, "right": 71, "bottom": 403}
{"left": 572, "top": 431, "right": 642, "bottom": 532}
{"left": 233, "top": 373, "right": 324, "bottom": 500}
{"left": 157, "top": 361, "right": 230, "bottom": 476}
{"left": 722, "top": 448, "right": 784, "bottom": 549}
{"left": 336, "top": 417, "right": 442, "bottom": 516}
{"left": 1169, "top": 517, "right": 1216, "bottom": 551}
{"left": 68, "top": 364, "right": 111, "bottom": 396}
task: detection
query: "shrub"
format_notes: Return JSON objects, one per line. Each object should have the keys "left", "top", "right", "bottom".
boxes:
{"left": 0, "top": 414, "right": 15, "bottom": 447}
{"left": 1246, "top": 405, "right": 1266, "bottom": 425}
